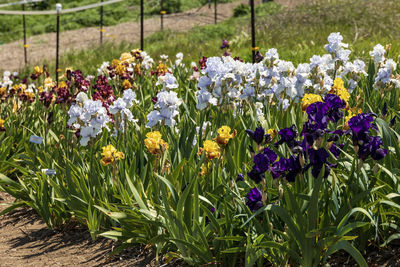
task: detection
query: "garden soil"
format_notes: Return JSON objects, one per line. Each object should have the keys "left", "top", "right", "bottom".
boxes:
{"left": 0, "top": 191, "right": 187, "bottom": 267}
{"left": 0, "top": 0, "right": 311, "bottom": 72}
{"left": 2, "top": 191, "right": 400, "bottom": 266}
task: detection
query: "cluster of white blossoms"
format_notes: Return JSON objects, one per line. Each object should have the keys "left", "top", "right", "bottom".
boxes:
{"left": 1, "top": 71, "right": 14, "bottom": 88}
{"left": 194, "top": 32, "right": 400, "bottom": 112}
{"left": 68, "top": 90, "right": 139, "bottom": 146}
{"left": 369, "top": 44, "right": 400, "bottom": 90}
{"left": 146, "top": 90, "right": 182, "bottom": 128}
{"left": 175, "top": 52, "right": 184, "bottom": 67}
{"left": 68, "top": 94, "right": 111, "bottom": 146}
{"left": 140, "top": 51, "right": 155, "bottom": 70}
{"left": 109, "top": 89, "right": 139, "bottom": 131}
{"left": 156, "top": 72, "right": 179, "bottom": 90}
{"left": 324, "top": 32, "right": 351, "bottom": 62}
{"left": 146, "top": 55, "right": 183, "bottom": 128}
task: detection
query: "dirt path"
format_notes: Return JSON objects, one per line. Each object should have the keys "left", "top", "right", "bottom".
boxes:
{"left": 0, "top": 1, "right": 249, "bottom": 72}
{"left": 0, "top": 191, "right": 184, "bottom": 267}
{"left": 0, "top": 0, "right": 312, "bottom": 72}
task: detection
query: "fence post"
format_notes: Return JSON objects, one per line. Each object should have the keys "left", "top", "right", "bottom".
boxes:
{"left": 140, "top": 0, "right": 143, "bottom": 50}
{"left": 55, "top": 3, "right": 62, "bottom": 84}
{"left": 22, "top": 3, "right": 27, "bottom": 66}
{"left": 214, "top": 0, "right": 217, "bottom": 24}
{"left": 250, "top": 0, "right": 256, "bottom": 63}
{"left": 100, "top": 0, "right": 104, "bottom": 44}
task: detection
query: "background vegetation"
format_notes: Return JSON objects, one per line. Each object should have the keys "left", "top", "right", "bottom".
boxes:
{"left": 13, "top": 0, "right": 399, "bottom": 76}
{"left": 0, "top": 0, "right": 233, "bottom": 44}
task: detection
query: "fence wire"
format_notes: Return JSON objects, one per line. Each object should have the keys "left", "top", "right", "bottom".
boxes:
{"left": 0, "top": 0, "right": 258, "bottom": 72}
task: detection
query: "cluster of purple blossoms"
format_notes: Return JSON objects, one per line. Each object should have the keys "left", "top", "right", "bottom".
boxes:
{"left": 39, "top": 91, "right": 53, "bottom": 108}
{"left": 55, "top": 82, "right": 71, "bottom": 104}
{"left": 245, "top": 126, "right": 273, "bottom": 145}
{"left": 70, "top": 70, "right": 91, "bottom": 93}
{"left": 92, "top": 75, "right": 115, "bottom": 109}
{"left": 245, "top": 94, "right": 388, "bottom": 212}
{"left": 348, "top": 113, "right": 387, "bottom": 160}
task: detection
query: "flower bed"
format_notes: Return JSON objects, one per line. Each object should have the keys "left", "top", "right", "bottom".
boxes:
{"left": 1, "top": 33, "right": 400, "bottom": 266}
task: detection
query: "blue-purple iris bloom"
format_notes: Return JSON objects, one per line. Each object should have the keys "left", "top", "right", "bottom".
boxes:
{"left": 307, "top": 148, "right": 336, "bottom": 178}
{"left": 348, "top": 113, "right": 375, "bottom": 144}
{"left": 306, "top": 102, "right": 329, "bottom": 130}
{"left": 247, "top": 148, "right": 278, "bottom": 183}
{"left": 245, "top": 95, "right": 388, "bottom": 188}
{"left": 270, "top": 155, "right": 302, "bottom": 182}
{"left": 348, "top": 113, "right": 387, "bottom": 160}
{"left": 358, "top": 136, "right": 388, "bottom": 160}
{"left": 324, "top": 94, "right": 346, "bottom": 123}
{"left": 275, "top": 125, "right": 299, "bottom": 149}
{"left": 246, "top": 127, "right": 266, "bottom": 144}
{"left": 246, "top": 187, "right": 263, "bottom": 212}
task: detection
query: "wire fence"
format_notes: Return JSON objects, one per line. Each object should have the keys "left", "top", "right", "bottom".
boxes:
{"left": 0, "top": 0, "right": 261, "bottom": 73}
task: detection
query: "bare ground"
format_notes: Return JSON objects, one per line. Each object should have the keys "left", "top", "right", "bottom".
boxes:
{"left": 0, "top": 0, "right": 315, "bottom": 72}
{"left": 0, "top": 191, "right": 185, "bottom": 267}
{"left": 0, "top": 1, "right": 247, "bottom": 72}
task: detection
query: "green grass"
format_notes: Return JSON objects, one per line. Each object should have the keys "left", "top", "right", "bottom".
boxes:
{"left": 15, "top": 0, "right": 400, "bottom": 76}
{"left": 0, "top": 0, "right": 234, "bottom": 44}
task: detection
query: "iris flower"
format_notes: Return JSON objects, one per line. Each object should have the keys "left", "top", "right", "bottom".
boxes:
{"left": 246, "top": 187, "right": 263, "bottom": 212}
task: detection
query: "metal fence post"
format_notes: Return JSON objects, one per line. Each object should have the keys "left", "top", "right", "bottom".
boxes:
{"left": 140, "top": 0, "right": 143, "bottom": 50}
{"left": 22, "top": 3, "right": 28, "bottom": 66}
{"left": 55, "top": 3, "right": 62, "bottom": 84}
{"left": 250, "top": 0, "right": 256, "bottom": 63}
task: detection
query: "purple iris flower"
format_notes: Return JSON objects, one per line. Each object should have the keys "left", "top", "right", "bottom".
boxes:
{"left": 358, "top": 136, "right": 388, "bottom": 161}
{"left": 307, "top": 148, "right": 334, "bottom": 178}
{"left": 306, "top": 102, "right": 329, "bottom": 129}
{"left": 253, "top": 153, "right": 270, "bottom": 173}
{"left": 348, "top": 113, "right": 375, "bottom": 144}
{"left": 302, "top": 122, "right": 325, "bottom": 146}
{"left": 220, "top": 39, "right": 230, "bottom": 49}
{"left": 275, "top": 125, "right": 299, "bottom": 148}
{"left": 246, "top": 127, "right": 265, "bottom": 144}
{"left": 284, "top": 156, "right": 302, "bottom": 182}
{"left": 372, "top": 148, "right": 388, "bottom": 161}
{"left": 324, "top": 94, "right": 346, "bottom": 123}
{"left": 264, "top": 148, "right": 278, "bottom": 162}
{"left": 270, "top": 156, "right": 302, "bottom": 182}
{"left": 246, "top": 187, "right": 264, "bottom": 212}
{"left": 247, "top": 148, "right": 278, "bottom": 183}
{"left": 223, "top": 51, "right": 232, "bottom": 57}
{"left": 270, "top": 159, "right": 285, "bottom": 179}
